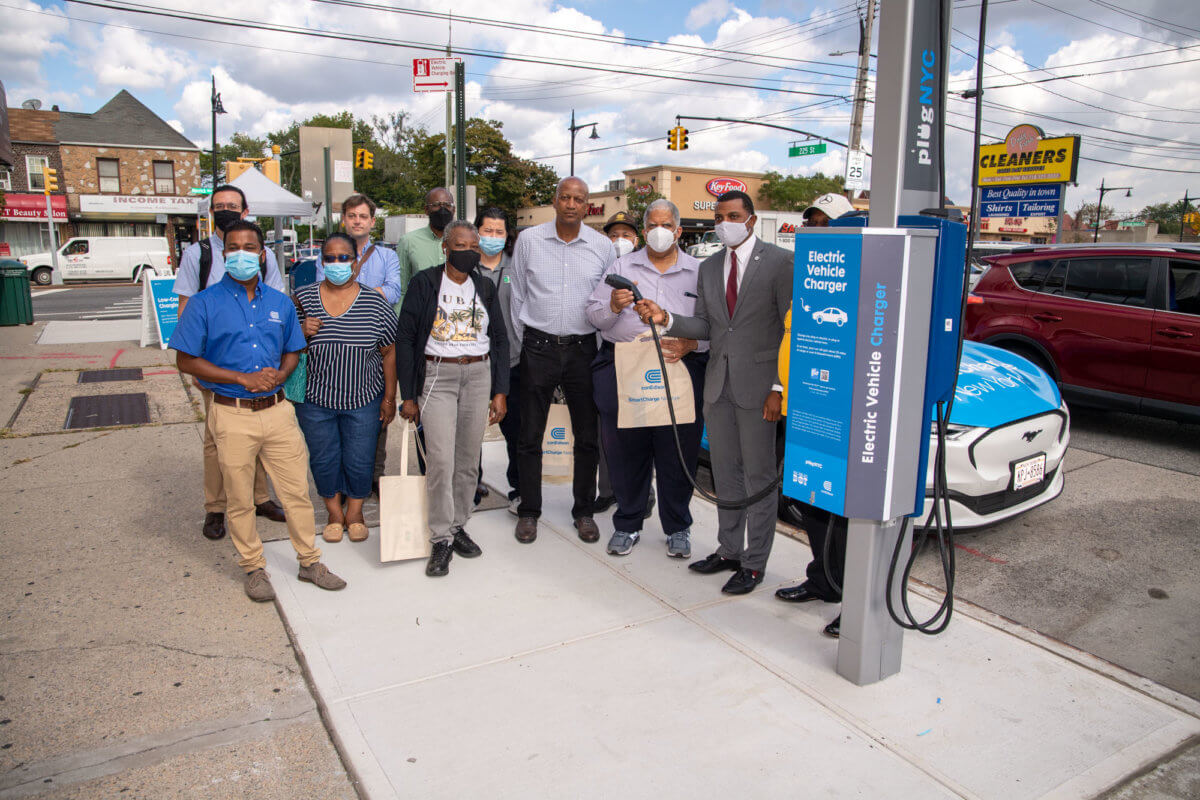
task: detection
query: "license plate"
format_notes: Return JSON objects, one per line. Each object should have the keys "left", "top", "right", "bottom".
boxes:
{"left": 1013, "top": 454, "right": 1046, "bottom": 490}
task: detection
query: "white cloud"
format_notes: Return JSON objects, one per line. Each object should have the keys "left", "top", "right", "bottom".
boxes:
{"left": 0, "top": 0, "right": 68, "bottom": 86}
{"left": 686, "top": 0, "right": 734, "bottom": 32}
{"left": 86, "top": 27, "right": 192, "bottom": 89}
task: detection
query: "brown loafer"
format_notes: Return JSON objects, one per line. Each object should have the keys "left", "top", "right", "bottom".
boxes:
{"left": 347, "top": 522, "right": 369, "bottom": 542}
{"left": 322, "top": 523, "right": 345, "bottom": 543}
{"left": 203, "top": 511, "right": 226, "bottom": 540}
{"left": 574, "top": 516, "right": 600, "bottom": 543}
{"left": 255, "top": 500, "right": 287, "bottom": 523}
{"left": 515, "top": 516, "right": 537, "bottom": 543}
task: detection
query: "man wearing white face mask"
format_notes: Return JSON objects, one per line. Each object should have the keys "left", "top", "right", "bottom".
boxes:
{"left": 635, "top": 190, "right": 792, "bottom": 595}
{"left": 587, "top": 200, "right": 706, "bottom": 559}
{"left": 603, "top": 211, "right": 640, "bottom": 259}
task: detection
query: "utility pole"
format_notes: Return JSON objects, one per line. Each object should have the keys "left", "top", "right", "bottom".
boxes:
{"left": 1182, "top": 190, "right": 1192, "bottom": 243}
{"left": 847, "top": 1, "right": 876, "bottom": 158}
{"left": 454, "top": 62, "right": 467, "bottom": 220}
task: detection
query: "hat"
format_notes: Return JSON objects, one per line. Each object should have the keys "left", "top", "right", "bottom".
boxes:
{"left": 802, "top": 193, "right": 855, "bottom": 221}
{"left": 603, "top": 211, "right": 639, "bottom": 236}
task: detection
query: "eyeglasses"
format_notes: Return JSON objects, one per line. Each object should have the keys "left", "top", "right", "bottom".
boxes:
{"left": 212, "top": 203, "right": 242, "bottom": 212}
{"left": 323, "top": 253, "right": 355, "bottom": 262}
{"left": 426, "top": 201, "right": 454, "bottom": 210}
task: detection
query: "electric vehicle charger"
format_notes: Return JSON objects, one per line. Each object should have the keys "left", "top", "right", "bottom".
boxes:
{"left": 604, "top": 272, "right": 782, "bottom": 511}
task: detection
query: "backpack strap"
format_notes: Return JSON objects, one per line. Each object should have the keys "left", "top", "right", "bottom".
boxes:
{"left": 198, "top": 238, "right": 213, "bottom": 290}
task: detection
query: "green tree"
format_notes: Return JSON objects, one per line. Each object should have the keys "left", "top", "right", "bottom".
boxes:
{"left": 757, "top": 171, "right": 844, "bottom": 212}
{"left": 624, "top": 183, "right": 664, "bottom": 225}
{"left": 1138, "top": 200, "right": 1194, "bottom": 236}
{"left": 1072, "top": 202, "right": 1115, "bottom": 232}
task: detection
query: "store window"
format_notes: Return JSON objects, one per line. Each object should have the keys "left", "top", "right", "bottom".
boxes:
{"left": 0, "top": 169, "right": 11, "bottom": 190}
{"left": 98, "top": 158, "right": 121, "bottom": 193}
{"left": 153, "top": 161, "right": 175, "bottom": 195}
{"left": 26, "top": 155, "right": 48, "bottom": 191}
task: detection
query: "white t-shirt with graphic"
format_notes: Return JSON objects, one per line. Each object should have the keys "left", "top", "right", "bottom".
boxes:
{"left": 425, "top": 272, "right": 491, "bottom": 358}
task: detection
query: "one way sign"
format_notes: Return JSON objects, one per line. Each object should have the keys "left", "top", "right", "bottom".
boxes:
{"left": 413, "top": 58, "right": 460, "bottom": 93}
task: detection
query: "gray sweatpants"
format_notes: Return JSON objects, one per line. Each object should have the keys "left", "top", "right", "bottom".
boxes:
{"left": 420, "top": 359, "right": 491, "bottom": 544}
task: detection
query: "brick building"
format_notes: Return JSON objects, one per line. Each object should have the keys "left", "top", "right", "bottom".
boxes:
{"left": 0, "top": 107, "right": 68, "bottom": 257}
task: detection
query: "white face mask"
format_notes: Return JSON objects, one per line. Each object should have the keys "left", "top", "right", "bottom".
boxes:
{"left": 613, "top": 238, "right": 635, "bottom": 258}
{"left": 645, "top": 226, "right": 676, "bottom": 253}
{"left": 715, "top": 220, "right": 751, "bottom": 248}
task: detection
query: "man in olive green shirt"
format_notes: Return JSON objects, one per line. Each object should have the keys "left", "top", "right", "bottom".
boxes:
{"left": 398, "top": 187, "right": 454, "bottom": 290}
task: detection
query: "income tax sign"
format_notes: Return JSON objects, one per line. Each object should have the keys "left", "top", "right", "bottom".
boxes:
{"left": 706, "top": 177, "right": 748, "bottom": 197}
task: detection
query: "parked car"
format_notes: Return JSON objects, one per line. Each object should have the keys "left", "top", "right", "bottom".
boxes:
{"left": 965, "top": 243, "right": 1200, "bottom": 423}
{"left": 20, "top": 236, "right": 172, "bottom": 285}
{"left": 699, "top": 341, "right": 1069, "bottom": 528}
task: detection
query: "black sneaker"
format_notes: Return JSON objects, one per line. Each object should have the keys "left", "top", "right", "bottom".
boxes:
{"left": 426, "top": 541, "right": 453, "bottom": 577}
{"left": 452, "top": 528, "right": 482, "bottom": 558}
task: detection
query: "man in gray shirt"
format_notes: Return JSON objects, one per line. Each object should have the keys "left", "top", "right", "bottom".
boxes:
{"left": 509, "top": 177, "right": 615, "bottom": 544}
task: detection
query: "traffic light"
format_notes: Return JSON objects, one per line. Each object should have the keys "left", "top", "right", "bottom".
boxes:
{"left": 355, "top": 147, "right": 374, "bottom": 169}
{"left": 43, "top": 167, "right": 58, "bottom": 193}
{"left": 667, "top": 129, "right": 677, "bottom": 151}
{"left": 666, "top": 127, "right": 689, "bottom": 151}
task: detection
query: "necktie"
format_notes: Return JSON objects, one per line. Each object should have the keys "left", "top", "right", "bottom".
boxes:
{"left": 726, "top": 249, "right": 739, "bottom": 318}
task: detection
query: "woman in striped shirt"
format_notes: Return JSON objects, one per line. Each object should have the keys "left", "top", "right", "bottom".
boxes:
{"left": 295, "top": 233, "right": 398, "bottom": 544}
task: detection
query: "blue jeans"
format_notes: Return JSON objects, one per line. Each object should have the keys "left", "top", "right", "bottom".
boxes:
{"left": 295, "top": 395, "right": 382, "bottom": 499}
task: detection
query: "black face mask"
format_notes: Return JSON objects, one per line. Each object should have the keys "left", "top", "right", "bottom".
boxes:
{"left": 213, "top": 209, "right": 242, "bottom": 233}
{"left": 428, "top": 207, "right": 454, "bottom": 231}
{"left": 446, "top": 249, "right": 481, "bottom": 274}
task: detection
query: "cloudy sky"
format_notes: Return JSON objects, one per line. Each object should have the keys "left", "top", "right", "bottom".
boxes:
{"left": 4, "top": 0, "right": 1198, "bottom": 216}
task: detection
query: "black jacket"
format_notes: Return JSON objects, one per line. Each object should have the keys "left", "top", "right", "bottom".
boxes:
{"left": 396, "top": 265, "right": 510, "bottom": 402}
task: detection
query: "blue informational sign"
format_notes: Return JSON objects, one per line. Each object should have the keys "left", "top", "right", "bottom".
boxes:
{"left": 149, "top": 276, "right": 180, "bottom": 347}
{"left": 980, "top": 183, "right": 1062, "bottom": 218}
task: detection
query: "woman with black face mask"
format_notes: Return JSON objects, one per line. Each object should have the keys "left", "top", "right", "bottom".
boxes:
{"left": 395, "top": 220, "right": 510, "bottom": 578}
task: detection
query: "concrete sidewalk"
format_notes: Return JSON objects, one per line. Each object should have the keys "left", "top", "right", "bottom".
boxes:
{"left": 266, "top": 442, "right": 1200, "bottom": 800}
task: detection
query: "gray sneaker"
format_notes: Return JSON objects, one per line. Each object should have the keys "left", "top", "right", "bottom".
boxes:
{"left": 298, "top": 561, "right": 347, "bottom": 591}
{"left": 606, "top": 530, "right": 640, "bottom": 556}
{"left": 245, "top": 569, "right": 275, "bottom": 602}
{"left": 666, "top": 530, "right": 691, "bottom": 559}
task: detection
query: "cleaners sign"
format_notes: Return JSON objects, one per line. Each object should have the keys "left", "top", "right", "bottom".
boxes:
{"left": 783, "top": 229, "right": 935, "bottom": 520}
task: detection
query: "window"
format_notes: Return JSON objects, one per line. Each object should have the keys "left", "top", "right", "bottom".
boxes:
{"left": 26, "top": 155, "right": 48, "bottom": 191}
{"left": 64, "top": 240, "right": 89, "bottom": 255}
{"left": 1062, "top": 258, "right": 1151, "bottom": 306}
{"left": 1009, "top": 259, "right": 1057, "bottom": 291}
{"left": 153, "top": 161, "right": 175, "bottom": 195}
{"left": 98, "top": 158, "right": 120, "bottom": 193}
{"left": 0, "top": 169, "right": 10, "bottom": 190}
{"left": 1168, "top": 260, "right": 1200, "bottom": 316}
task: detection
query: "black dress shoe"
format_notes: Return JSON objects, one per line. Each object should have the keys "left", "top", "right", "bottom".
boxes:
{"left": 823, "top": 615, "right": 841, "bottom": 639}
{"left": 574, "top": 516, "right": 600, "bottom": 543}
{"left": 688, "top": 553, "right": 741, "bottom": 574}
{"left": 426, "top": 541, "right": 453, "bottom": 577}
{"left": 476, "top": 482, "right": 490, "bottom": 498}
{"left": 515, "top": 516, "right": 538, "bottom": 543}
{"left": 255, "top": 500, "right": 287, "bottom": 523}
{"left": 593, "top": 495, "right": 616, "bottom": 513}
{"left": 722, "top": 568, "right": 764, "bottom": 595}
{"left": 452, "top": 528, "right": 482, "bottom": 558}
{"left": 775, "top": 583, "right": 839, "bottom": 604}
{"left": 203, "top": 511, "right": 226, "bottom": 540}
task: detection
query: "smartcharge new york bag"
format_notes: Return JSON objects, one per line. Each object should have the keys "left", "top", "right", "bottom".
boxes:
{"left": 614, "top": 333, "right": 695, "bottom": 428}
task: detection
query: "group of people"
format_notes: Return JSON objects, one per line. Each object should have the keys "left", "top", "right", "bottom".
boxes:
{"left": 170, "top": 175, "right": 858, "bottom": 640}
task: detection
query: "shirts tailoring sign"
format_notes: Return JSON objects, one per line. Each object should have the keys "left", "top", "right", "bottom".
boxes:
{"left": 980, "top": 184, "right": 1063, "bottom": 218}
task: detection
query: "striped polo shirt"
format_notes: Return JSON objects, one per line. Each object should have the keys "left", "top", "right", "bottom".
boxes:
{"left": 296, "top": 284, "right": 398, "bottom": 409}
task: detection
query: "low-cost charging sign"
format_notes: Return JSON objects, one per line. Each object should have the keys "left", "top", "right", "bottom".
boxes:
{"left": 979, "top": 184, "right": 1062, "bottom": 218}
{"left": 783, "top": 228, "right": 937, "bottom": 520}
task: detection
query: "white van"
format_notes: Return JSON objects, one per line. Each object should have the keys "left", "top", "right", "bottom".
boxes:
{"left": 20, "top": 237, "right": 173, "bottom": 285}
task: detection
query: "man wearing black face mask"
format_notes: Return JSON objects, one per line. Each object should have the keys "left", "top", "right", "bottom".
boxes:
{"left": 174, "top": 184, "right": 287, "bottom": 543}
{"left": 398, "top": 187, "right": 455, "bottom": 293}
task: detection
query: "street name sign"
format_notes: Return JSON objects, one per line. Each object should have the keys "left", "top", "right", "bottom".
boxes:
{"left": 789, "top": 142, "right": 828, "bottom": 158}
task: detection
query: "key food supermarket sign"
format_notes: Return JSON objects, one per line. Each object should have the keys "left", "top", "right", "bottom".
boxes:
{"left": 977, "top": 125, "right": 1080, "bottom": 186}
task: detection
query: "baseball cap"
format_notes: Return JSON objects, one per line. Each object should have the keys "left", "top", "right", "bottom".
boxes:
{"left": 802, "top": 193, "right": 855, "bottom": 221}
{"left": 603, "top": 211, "right": 640, "bottom": 236}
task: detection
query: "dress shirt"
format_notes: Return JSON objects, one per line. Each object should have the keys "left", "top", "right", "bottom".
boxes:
{"left": 314, "top": 240, "right": 403, "bottom": 304}
{"left": 173, "top": 234, "right": 284, "bottom": 297}
{"left": 722, "top": 232, "right": 758, "bottom": 297}
{"left": 397, "top": 226, "right": 445, "bottom": 291}
{"left": 510, "top": 220, "right": 615, "bottom": 341}
{"left": 170, "top": 274, "right": 307, "bottom": 399}
{"left": 586, "top": 248, "right": 708, "bottom": 352}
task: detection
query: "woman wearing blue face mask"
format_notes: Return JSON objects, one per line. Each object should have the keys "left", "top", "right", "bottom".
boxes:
{"left": 294, "top": 233, "right": 398, "bottom": 544}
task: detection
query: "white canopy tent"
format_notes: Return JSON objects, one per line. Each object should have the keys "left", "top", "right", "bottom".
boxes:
{"left": 197, "top": 167, "right": 314, "bottom": 217}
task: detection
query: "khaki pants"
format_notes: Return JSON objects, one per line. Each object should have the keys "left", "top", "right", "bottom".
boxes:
{"left": 202, "top": 388, "right": 270, "bottom": 512}
{"left": 208, "top": 398, "right": 321, "bottom": 573}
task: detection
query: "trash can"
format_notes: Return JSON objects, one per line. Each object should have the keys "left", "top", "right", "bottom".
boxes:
{"left": 0, "top": 260, "right": 35, "bottom": 326}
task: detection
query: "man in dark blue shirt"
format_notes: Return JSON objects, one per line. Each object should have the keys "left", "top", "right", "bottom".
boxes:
{"left": 173, "top": 221, "right": 347, "bottom": 602}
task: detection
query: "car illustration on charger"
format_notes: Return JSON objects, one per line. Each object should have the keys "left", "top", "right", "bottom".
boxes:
{"left": 813, "top": 307, "right": 849, "bottom": 326}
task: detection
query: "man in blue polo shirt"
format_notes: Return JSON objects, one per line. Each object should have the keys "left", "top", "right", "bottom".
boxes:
{"left": 173, "top": 221, "right": 347, "bottom": 602}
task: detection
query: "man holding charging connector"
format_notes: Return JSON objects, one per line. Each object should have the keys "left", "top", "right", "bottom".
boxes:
{"left": 636, "top": 190, "right": 792, "bottom": 595}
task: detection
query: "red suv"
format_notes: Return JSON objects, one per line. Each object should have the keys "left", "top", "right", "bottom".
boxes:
{"left": 965, "top": 244, "right": 1200, "bottom": 422}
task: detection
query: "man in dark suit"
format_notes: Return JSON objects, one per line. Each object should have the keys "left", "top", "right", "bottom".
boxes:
{"left": 637, "top": 190, "right": 792, "bottom": 594}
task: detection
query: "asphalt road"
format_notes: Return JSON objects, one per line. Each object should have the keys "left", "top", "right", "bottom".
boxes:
{"left": 31, "top": 283, "right": 142, "bottom": 321}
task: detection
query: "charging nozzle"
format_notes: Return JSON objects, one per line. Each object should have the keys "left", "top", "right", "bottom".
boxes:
{"left": 604, "top": 273, "right": 643, "bottom": 302}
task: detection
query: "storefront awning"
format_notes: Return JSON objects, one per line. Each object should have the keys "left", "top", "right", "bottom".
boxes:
{"left": 78, "top": 194, "right": 199, "bottom": 219}
{"left": 0, "top": 193, "right": 67, "bottom": 223}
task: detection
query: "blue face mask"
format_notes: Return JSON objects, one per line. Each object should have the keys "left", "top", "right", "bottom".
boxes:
{"left": 479, "top": 236, "right": 505, "bottom": 256}
{"left": 224, "top": 250, "right": 261, "bottom": 281}
{"left": 324, "top": 261, "right": 354, "bottom": 285}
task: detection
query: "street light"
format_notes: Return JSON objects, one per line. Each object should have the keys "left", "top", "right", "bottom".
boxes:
{"left": 211, "top": 75, "right": 227, "bottom": 190}
{"left": 568, "top": 109, "right": 599, "bottom": 177}
{"left": 1093, "top": 178, "right": 1132, "bottom": 243}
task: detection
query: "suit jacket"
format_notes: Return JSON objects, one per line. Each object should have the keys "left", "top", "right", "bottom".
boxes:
{"left": 666, "top": 238, "right": 792, "bottom": 409}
